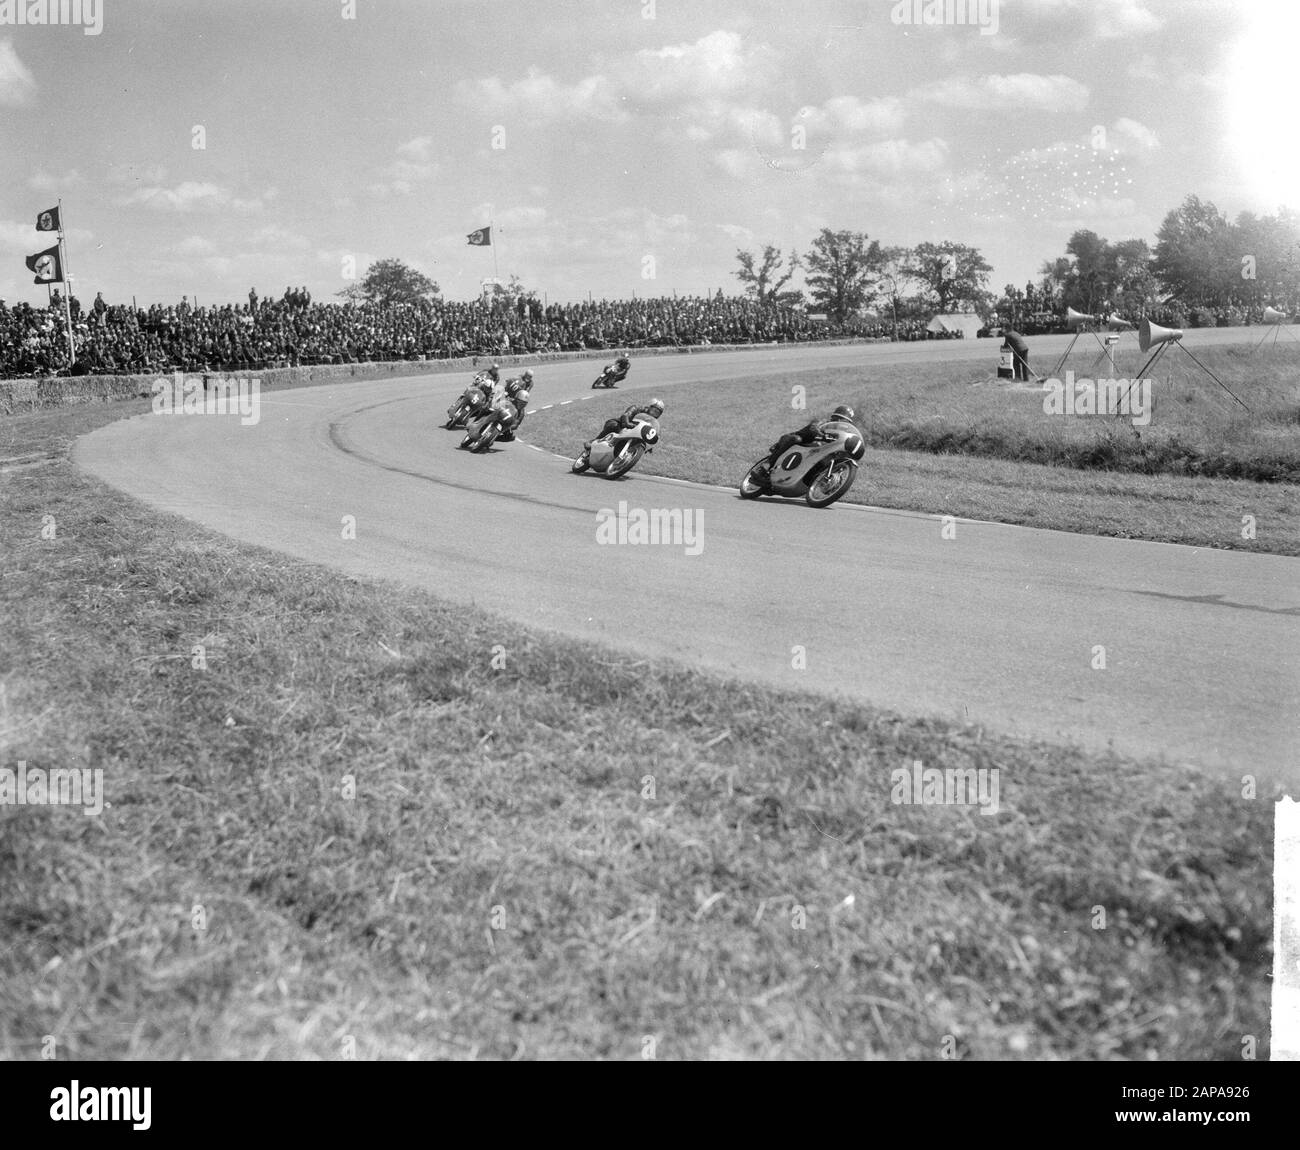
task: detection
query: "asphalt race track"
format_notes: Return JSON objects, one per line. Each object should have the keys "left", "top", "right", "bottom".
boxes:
{"left": 75, "top": 330, "right": 1300, "bottom": 788}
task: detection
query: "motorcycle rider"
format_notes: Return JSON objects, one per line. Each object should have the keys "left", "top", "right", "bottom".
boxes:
{"left": 497, "top": 372, "right": 533, "bottom": 442}
{"left": 583, "top": 397, "right": 664, "bottom": 453}
{"left": 759, "top": 404, "right": 859, "bottom": 474}
{"left": 601, "top": 355, "right": 631, "bottom": 386}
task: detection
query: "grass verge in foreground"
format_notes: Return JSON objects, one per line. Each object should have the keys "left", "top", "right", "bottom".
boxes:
{"left": 524, "top": 366, "right": 1300, "bottom": 555}
{"left": 0, "top": 402, "right": 1275, "bottom": 1060}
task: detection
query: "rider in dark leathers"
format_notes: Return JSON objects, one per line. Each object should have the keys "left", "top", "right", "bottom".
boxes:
{"left": 760, "top": 404, "right": 859, "bottom": 472}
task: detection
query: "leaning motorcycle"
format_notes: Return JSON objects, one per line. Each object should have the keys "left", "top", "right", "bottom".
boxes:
{"left": 571, "top": 415, "right": 659, "bottom": 478}
{"left": 446, "top": 381, "right": 490, "bottom": 429}
{"left": 496, "top": 388, "right": 530, "bottom": 442}
{"left": 459, "top": 395, "right": 519, "bottom": 453}
{"left": 738, "top": 420, "right": 865, "bottom": 508}
{"left": 591, "top": 365, "right": 620, "bottom": 389}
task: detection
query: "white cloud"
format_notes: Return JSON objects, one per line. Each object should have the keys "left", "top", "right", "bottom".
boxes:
{"left": 1110, "top": 117, "right": 1158, "bottom": 154}
{"left": 368, "top": 140, "right": 438, "bottom": 197}
{"left": 1087, "top": 0, "right": 1161, "bottom": 38}
{"left": 456, "top": 30, "right": 774, "bottom": 123}
{"left": 174, "top": 235, "right": 216, "bottom": 257}
{"left": 913, "top": 72, "right": 1089, "bottom": 112}
{"left": 816, "top": 96, "right": 906, "bottom": 136}
{"left": 458, "top": 67, "right": 621, "bottom": 121}
{"left": 116, "top": 180, "right": 272, "bottom": 213}
{"left": 622, "top": 30, "right": 765, "bottom": 104}
{"left": 1015, "top": 0, "right": 1161, "bottom": 38}
{"left": 121, "top": 182, "right": 227, "bottom": 211}
{"left": 396, "top": 136, "right": 434, "bottom": 161}
{"left": 0, "top": 40, "right": 34, "bottom": 106}
{"left": 823, "top": 137, "right": 950, "bottom": 177}
{"left": 716, "top": 222, "right": 755, "bottom": 246}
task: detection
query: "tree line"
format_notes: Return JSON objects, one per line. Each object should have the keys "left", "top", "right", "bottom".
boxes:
{"left": 733, "top": 196, "right": 1300, "bottom": 329}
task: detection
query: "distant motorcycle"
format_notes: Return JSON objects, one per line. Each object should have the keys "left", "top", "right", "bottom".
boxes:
{"left": 738, "top": 420, "right": 865, "bottom": 508}
{"left": 591, "top": 364, "right": 622, "bottom": 389}
{"left": 446, "top": 379, "right": 491, "bottom": 429}
{"left": 459, "top": 395, "right": 520, "bottom": 453}
{"left": 571, "top": 415, "right": 659, "bottom": 478}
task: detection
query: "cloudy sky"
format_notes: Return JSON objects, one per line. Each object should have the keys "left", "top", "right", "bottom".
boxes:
{"left": 0, "top": 0, "right": 1294, "bottom": 306}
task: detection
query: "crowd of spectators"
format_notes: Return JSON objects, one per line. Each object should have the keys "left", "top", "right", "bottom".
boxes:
{"left": 6, "top": 286, "right": 1284, "bottom": 378}
{"left": 0, "top": 287, "right": 957, "bottom": 378}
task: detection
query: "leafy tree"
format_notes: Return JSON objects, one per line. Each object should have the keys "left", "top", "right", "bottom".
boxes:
{"left": 338, "top": 258, "right": 440, "bottom": 306}
{"left": 1152, "top": 195, "right": 1235, "bottom": 307}
{"left": 803, "top": 228, "right": 883, "bottom": 322}
{"left": 1107, "top": 238, "right": 1159, "bottom": 315}
{"left": 870, "top": 245, "right": 914, "bottom": 337}
{"left": 733, "top": 245, "right": 800, "bottom": 302}
{"left": 904, "top": 241, "right": 992, "bottom": 313}
{"left": 1232, "top": 208, "right": 1300, "bottom": 309}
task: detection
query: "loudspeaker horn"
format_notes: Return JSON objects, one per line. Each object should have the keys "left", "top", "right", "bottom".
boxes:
{"left": 1139, "top": 319, "right": 1184, "bottom": 353}
{"left": 1106, "top": 314, "right": 1134, "bottom": 331}
{"left": 1065, "top": 307, "right": 1100, "bottom": 329}
{"left": 1263, "top": 305, "right": 1288, "bottom": 324}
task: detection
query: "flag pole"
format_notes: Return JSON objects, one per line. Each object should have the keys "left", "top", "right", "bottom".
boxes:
{"left": 57, "top": 198, "right": 75, "bottom": 369}
{"left": 490, "top": 211, "right": 500, "bottom": 284}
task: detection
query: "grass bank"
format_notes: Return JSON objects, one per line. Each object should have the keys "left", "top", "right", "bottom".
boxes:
{"left": 523, "top": 353, "right": 1300, "bottom": 555}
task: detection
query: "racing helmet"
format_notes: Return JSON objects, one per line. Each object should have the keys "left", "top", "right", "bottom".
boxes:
{"left": 520, "top": 369, "right": 534, "bottom": 384}
{"left": 487, "top": 363, "right": 500, "bottom": 380}
{"left": 616, "top": 356, "right": 630, "bottom": 368}
{"left": 831, "top": 403, "right": 857, "bottom": 425}
{"left": 646, "top": 397, "right": 664, "bottom": 417}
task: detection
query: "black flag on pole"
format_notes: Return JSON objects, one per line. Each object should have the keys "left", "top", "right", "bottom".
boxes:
{"left": 36, "top": 206, "right": 62, "bottom": 232}
{"left": 25, "top": 245, "right": 64, "bottom": 284}
{"left": 466, "top": 226, "right": 491, "bottom": 246}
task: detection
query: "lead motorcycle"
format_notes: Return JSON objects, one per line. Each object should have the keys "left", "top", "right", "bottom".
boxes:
{"left": 445, "top": 376, "right": 492, "bottom": 430}
{"left": 738, "top": 420, "right": 865, "bottom": 508}
{"left": 571, "top": 414, "right": 659, "bottom": 478}
{"left": 591, "top": 364, "right": 623, "bottom": 389}
{"left": 460, "top": 393, "right": 523, "bottom": 453}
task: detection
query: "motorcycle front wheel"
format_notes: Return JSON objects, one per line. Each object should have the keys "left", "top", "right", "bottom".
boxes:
{"left": 604, "top": 442, "right": 643, "bottom": 478}
{"left": 739, "top": 461, "right": 769, "bottom": 499}
{"left": 805, "top": 460, "right": 856, "bottom": 508}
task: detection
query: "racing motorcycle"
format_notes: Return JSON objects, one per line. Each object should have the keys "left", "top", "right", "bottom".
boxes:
{"left": 445, "top": 377, "right": 492, "bottom": 429}
{"left": 459, "top": 394, "right": 521, "bottom": 453}
{"left": 496, "top": 388, "right": 530, "bottom": 442}
{"left": 591, "top": 364, "right": 623, "bottom": 389}
{"left": 738, "top": 420, "right": 865, "bottom": 508}
{"left": 571, "top": 414, "right": 659, "bottom": 478}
